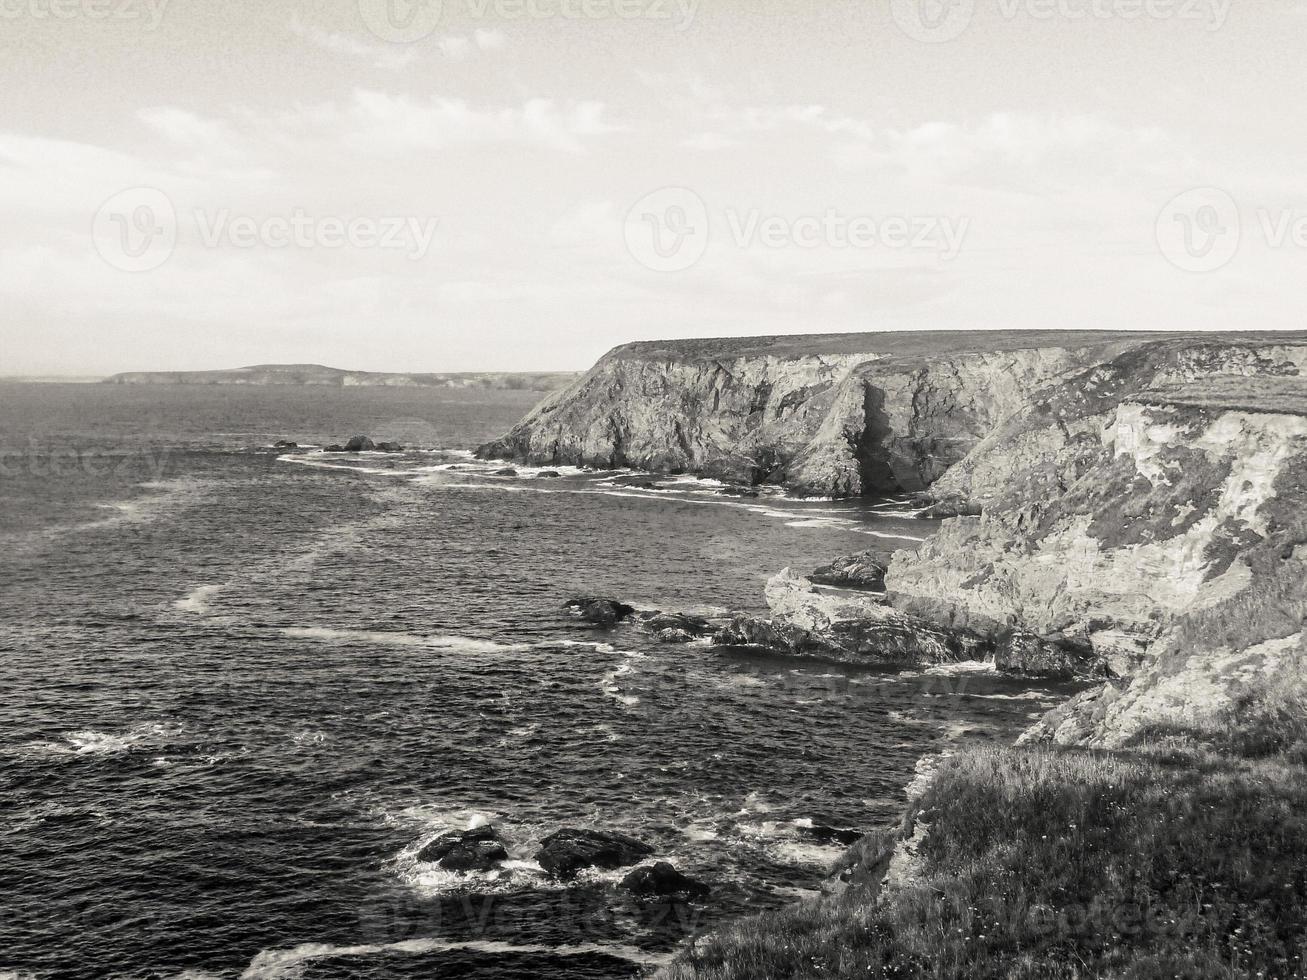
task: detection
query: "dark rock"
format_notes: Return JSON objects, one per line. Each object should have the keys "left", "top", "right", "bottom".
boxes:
{"left": 716, "top": 485, "right": 760, "bottom": 498}
{"left": 323, "top": 444, "right": 344, "bottom": 453}
{"left": 656, "top": 628, "right": 695, "bottom": 644}
{"left": 273, "top": 440, "right": 298, "bottom": 450}
{"left": 374, "top": 441, "right": 404, "bottom": 452}
{"left": 618, "top": 861, "right": 710, "bottom": 899}
{"left": 809, "top": 552, "right": 887, "bottom": 590}
{"left": 493, "top": 468, "right": 519, "bottom": 476}
{"left": 537, "top": 470, "right": 562, "bottom": 478}
{"left": 994, "top": 628, "right": 1084, "bottom": 680}
{"left": 913, "top": 495, "right": 982, "bottom": 520}
{"left": 713, "top": 613, "right": 988, "bottom": 667}
{"left": 565, "top": 597, "right": 637, "bottom": 628}
{"left": 416, "top": 825, "right": 508, "bottom": 872}
{"left": 344, "top": 436, "right": 376, "bottom": 453}
{"left": 800, "top": 823, "right": 863, "bottom": 847}
{"left": 641, "top": 612, "right": 713, "bottom": 637}
{"left": 534, "top": 828, "right": 655, "bottom": 879}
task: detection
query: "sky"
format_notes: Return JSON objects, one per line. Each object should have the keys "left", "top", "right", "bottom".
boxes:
{"left": 3, "top": 0, "right": 1307, "bottom": 375}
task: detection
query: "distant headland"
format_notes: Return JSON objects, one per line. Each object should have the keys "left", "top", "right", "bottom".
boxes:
{"left": 100, "top": 364, "right": 579, "bottom": 391}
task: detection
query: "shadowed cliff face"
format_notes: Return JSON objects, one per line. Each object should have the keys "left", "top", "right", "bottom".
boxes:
{"left": 477, "top": 332, "right": 1157, "bottom": 495}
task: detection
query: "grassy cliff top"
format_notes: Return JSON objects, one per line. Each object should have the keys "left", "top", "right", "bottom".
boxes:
{"left": 1135, "top": 375, "right": 1307, "bottom": 416}
{"left": 603, "top": 329, "right": 1307, "bottom": 364}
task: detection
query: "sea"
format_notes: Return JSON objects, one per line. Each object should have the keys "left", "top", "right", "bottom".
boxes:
{"left": 0, "top": 383, "right": 1072, "bottom": 979}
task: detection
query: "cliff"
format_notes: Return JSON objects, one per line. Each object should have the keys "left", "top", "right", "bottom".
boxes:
{"left": 477, "top": 330, "right": 1179, "bottom": 494}
{"left": 884, "top": 339, "right": 1307, "bottom": 746}
{"left": 104, "top": 364, "right": 578, "bottom": 391}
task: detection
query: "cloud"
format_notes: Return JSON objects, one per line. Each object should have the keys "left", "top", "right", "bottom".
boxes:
{"left": 289, "top": 16, "right": 418, "bottom": 72}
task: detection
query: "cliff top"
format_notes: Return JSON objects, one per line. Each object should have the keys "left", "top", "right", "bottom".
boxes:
{"left": 1135, "top": 375, "right": 1307, "bottom": 416}
{"left": 604, "top": 330, "right": 1307, "bottom": 364}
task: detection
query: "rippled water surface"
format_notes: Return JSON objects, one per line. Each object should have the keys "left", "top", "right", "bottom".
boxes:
{"left": 0, "top": 384, "right": 1068, "bottom": 979}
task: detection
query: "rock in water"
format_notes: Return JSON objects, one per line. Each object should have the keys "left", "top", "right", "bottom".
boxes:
{"left": 564, "top": 597, "right": 636, "bottom": 627}
{"left": 619, "top": 861, "right": 710, "bottom": 899}
{"left": 416, "top": 825, "right": 508, "bottom": 871}
{"left": 374, "top": 441, "right": 404, "bottom": 452}
{"left": 344, "top": 435, "right": 375, "bottom": 452}
{"left": 808, "top": 552, "right": 887, "bottom": 590}
{"left": 534, "top": 828, "right": 655, "bottom": 878}
{"left": 641, "top": 612, "right": 714, "bottom": 637}
{"left": 656, "top": 628, "right": 695, "bottom": 644}
{"left": 492, "top": 468, "right": 518, "bottom": 476}
{"left": 537, "top": 470, "right": 562, "bottom": 478}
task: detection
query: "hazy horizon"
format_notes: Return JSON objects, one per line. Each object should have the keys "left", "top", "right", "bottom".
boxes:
{"left": 6, "top": 1, "right": 1307, "bottom": 375}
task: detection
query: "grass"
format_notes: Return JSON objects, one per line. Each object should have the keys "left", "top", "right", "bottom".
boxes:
{"left": 659, "top": 737, "right": 1307, "bottom": 980}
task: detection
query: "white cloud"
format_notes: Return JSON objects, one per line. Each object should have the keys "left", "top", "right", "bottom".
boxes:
{"left": 289, "top": 17, "right": 418, "bottom": 72}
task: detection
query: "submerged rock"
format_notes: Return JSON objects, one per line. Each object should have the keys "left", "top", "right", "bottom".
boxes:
{"left": 534, "top": 828, "right": 655, "bottom": 879}
{"left": 344, "top": 435, "right": 375, "bottom": 452}
{"left": 619, "top": 861, "right": 710, "bottom": 899}
{"left": 492, "top": 467, "right": 519, "bottom": 476}
{"left": 273, "top": 440, "right": 298, "bottom": 450}
{"left": 323, "top": 444, "right": 344, "bottom": 453}
{"left": 416, "top": 825, "right": 508, "bottom": 872}
{"left": 564, "top": 597, "right": 636, "bottom": 627}
{"left": 537, "top": 470, "right": 562, "bottom": 478}
{"left": 808, "top": 552, "right": 887, "bottom": 590}
{"left": 374, "top": 441, "right": 404, "bottom": 453}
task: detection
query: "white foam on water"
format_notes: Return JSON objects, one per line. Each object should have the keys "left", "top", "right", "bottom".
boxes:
{"left": 240, "top": 937, "right": 669, "bottom": 979}
{"left": 174, "top": 584, "right": 225, "bottom": 615}
{"left": 922, "top": 660, "right": 996, "bottom": 676}
{"left": 279, "top": 627, "right": 518, "bottom": 654}
{"left": 35, "top": 722, "right": 183, "bottom": 757}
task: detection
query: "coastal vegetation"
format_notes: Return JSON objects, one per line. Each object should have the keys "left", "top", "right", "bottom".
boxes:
{"left": 660, "top": 728, "right": 1307, "bottom": 980}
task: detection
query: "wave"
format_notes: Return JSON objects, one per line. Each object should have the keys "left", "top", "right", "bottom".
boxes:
{"left": 279, "top": 627, "right": 520, "bottom": 654}
{"left": 174, "top": 584, "right": 225, "bottom": 615}
{"left": 25, "top": 722, "right": 183, "bottom": 757}
{"left": 240, "top": 937, "right": 669, "bottom": 979}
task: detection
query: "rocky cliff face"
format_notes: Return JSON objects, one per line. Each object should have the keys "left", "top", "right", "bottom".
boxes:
{"left": 886, "top": 339, "right": 1307, "bottom": 745}
{"left": 477, "top": 330, "right": 1164, "bottom": 495}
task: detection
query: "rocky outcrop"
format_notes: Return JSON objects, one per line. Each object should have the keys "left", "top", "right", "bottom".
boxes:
{"left": 416, "top": 826, "right": 508, "bottom": 871}
{"left": 534, "top": 828, "right": 655, "bottom": 879}
{"left": 619, "top": 862, "right": 710, "bottom": 899}
{"left": 477, "top": 330, "right": 1174, "bottom": 496}
{"left": 564, "top": 597, "right": 636, "bottom": 627}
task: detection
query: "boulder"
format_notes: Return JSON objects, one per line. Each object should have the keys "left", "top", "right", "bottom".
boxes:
{"left": 713, "top": 612, "right": 985, "bottom": 668}
{"left": 808, "top": 552, "right": 887, "bottom": 591}
{"left": 323, "top": 445, "right": 344, "bottom": 453}
{"left": 537, "top": 470, "right": 562, "bottom": 478}
{"left": 374, "top": 441, "right": 404, "bottom": 452}
{"left": 800, "top": 823, "right": 863, "bottom": 847}
{"left": 534, "top": 828, "right": 655, "bottom": 879}
{"left": 564, "top": 597, "right": 637, "bottom": 627}
{"left": 344, "top": 436, "right": 376, "bottom": 452}
{"left": 416, "top": 825, "right": 508, "bottom": 872}
{"left": 656, "top": 628, "right": 695, "bottom": 644}
{"left": 273, "top": 440, "right": 299, "bottom": 450}
{"left": 493, "top": 468, "right": 519, "bottom": 477}
{"left": 618, "top": 861, "right": 710, "bottom": 899}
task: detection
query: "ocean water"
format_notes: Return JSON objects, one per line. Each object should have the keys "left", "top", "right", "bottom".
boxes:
{"left": 0, "top": 383, "right": 1070, "bottom": 979}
